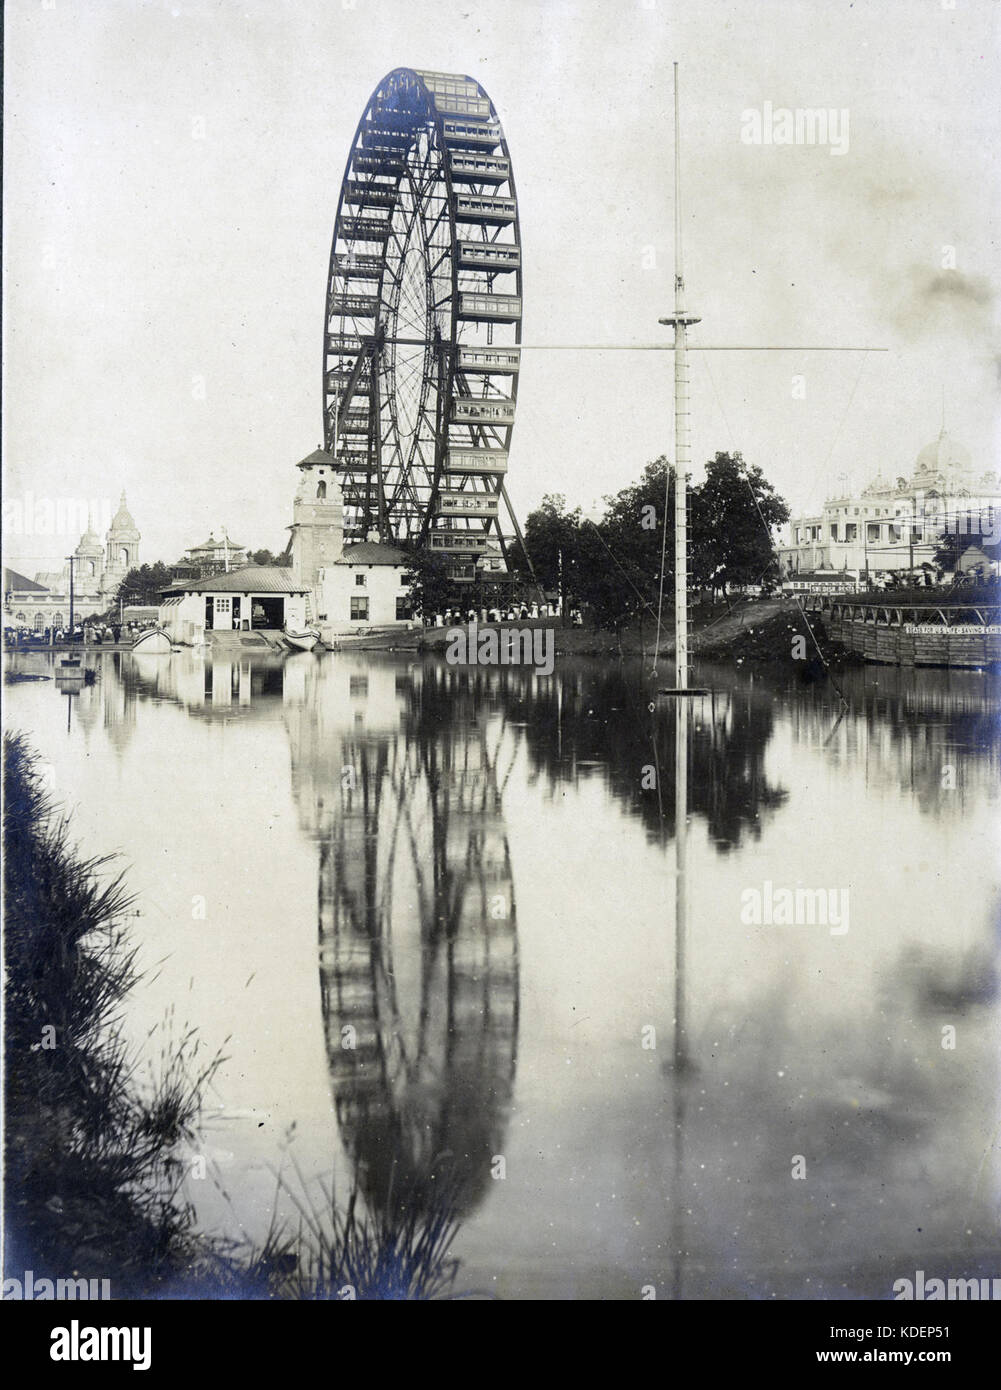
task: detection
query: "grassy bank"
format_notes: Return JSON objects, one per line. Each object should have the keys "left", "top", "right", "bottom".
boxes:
{"left": 415, "top": 598, "right": 861, "bottom": 672}
{"left": 3, "top": 731, "right": 219, "bottom": 1295}
{"left": 2, "top": 732, "right": 468, "bottom": 1299}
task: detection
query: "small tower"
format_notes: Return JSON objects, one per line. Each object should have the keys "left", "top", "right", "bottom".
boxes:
{"left": 289, "top": 447, "right": 344, "bottom": 591}
{"left": 105, "top": 490, "right": 141, "bottom": 575}
{"left": 73, "top": 510, "right": 105, "bottom": 584}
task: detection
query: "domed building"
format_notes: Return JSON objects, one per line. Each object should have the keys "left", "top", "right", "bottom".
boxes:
{"left": 5, "top": 491, "right": 142, "bottom": 631}
{"left": 912, "top": 430, "right": 974, "bottom": 494}
{"left": 779, "top": 426, "right": 1001, "bottom": 587}
{"left": 101, "top": 491, "right": 141, "bottom": 598}
{"left": 73, "top": 519, "right": 105, "bottom": 585}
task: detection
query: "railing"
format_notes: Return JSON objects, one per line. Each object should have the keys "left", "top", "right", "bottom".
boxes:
{"left": 809, "top": 599, "right": 1001, "bottom": 667}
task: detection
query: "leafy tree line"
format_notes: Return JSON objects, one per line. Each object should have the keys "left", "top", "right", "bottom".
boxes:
{"left": 521, "top": 451, "right": 789, "bottom": 632}
{"left": 403, "top": 451, "right": 790, "bottom": 631}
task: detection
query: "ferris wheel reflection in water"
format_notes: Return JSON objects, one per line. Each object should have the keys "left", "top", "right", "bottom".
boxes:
{"left": 284, "top": 659, "right": 520, "bottom": 1246}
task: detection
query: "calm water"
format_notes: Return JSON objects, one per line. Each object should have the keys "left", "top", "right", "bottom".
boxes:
{"left": 5, "top": 646, "right": 1000, "bottom": 1299}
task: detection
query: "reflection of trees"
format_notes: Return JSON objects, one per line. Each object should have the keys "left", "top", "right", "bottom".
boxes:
{"left": 486, "top": 664, "right": 788, "bottom": 852}
{"left": 287, "top": 660, "right": 519, "bottom": 1227}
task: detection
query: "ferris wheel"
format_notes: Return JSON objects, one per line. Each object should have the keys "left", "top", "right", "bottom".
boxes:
{"left": 324, "top": 68, "right": 524, "bottom": 575}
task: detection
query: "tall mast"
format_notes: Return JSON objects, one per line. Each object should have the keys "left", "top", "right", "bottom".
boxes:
{"left": 659, "top": 61, "right": 700, "bottom": 689}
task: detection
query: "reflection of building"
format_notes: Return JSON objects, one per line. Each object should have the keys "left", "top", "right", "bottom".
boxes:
{"left": 779, "top": 431, "right": 1001, "bottom": 579}
{"left": 286, "top": 659, "right": 519, "bottom": 1226}
{"left": 119, "top": 647, "right": 288, "bottom": 720}
{"left": 157, "top": 566, "right": 310, "bottom": 643}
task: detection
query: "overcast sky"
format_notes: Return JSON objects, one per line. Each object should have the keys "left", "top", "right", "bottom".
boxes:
{"left": 3, "top": 0, "right": 998, "bottom": 572}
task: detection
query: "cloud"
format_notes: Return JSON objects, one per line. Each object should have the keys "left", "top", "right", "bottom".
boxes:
{"left": 887, "top": 266, "right": 996, "bottom": 342}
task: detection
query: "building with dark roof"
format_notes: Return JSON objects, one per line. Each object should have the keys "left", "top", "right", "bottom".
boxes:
{"left": 182, "top": 530, "right": 249, "bottom": 575}
{"left": 158, "top": 565, "right": 310, "bottom": 644}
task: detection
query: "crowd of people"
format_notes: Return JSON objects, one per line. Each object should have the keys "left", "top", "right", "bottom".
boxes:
{"left": 4, "top": 619, "right": 160, "bottom": 647}
{"left": 428, "top": 601, "right": 579, "bottom": 627}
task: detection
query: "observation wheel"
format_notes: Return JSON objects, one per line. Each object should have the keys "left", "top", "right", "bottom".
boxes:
{"left": 324, "top": 68, "right": 523, "bottom": 577}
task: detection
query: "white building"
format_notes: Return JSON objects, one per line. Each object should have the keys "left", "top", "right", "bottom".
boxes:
{"left": 287, "top": 447, "right": 413, "bottom": 638}
{"left": 779, "top": 430, "right": 1001, "bottom": 581}
{"left": 158, "top": 566, "right": 309, "bottom": 645}
{"left": 319, "top": 540, "right": 412, "bottom": 632}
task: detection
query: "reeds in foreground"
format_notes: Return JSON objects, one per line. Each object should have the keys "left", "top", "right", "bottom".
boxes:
{"left": 4, "top": 731, "right": 473, "bottom": 1299}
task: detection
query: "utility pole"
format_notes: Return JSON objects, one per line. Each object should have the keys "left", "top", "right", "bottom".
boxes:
{"left": 67, "top": 556, "right": 75, "bottom": 636}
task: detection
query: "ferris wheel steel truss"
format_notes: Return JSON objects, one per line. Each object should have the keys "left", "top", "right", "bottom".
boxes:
{"left": 324, "top": 67, "right": 525, "bottom": 576}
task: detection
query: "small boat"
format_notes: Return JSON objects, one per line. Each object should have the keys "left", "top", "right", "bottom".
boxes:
{"left": 131, "top": 628, "right": 172, "bottom": 654}
{"left": 283, "top": 627, "right": 320, "bottom": 652}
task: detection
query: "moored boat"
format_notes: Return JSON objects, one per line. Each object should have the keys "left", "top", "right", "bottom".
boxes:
{"left": 131, "top": 628, "right": 172, "bottom": 654}
{"left": 283, "top": 627, "right": 320, "bottom": 652}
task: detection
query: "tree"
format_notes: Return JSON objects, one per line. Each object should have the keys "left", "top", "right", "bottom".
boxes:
{"left": 113, "top": 562, "right": 175, "bottom": 607}
{"left": 522, "top": 494, "right": 584, "bottom": 613}
{"left": 250, "top": 549, "right": 284, "bottom": 566}
{"left": 691, "top": 452, "right": 789, "bottom": 601}
{"left": 401, "top": 549, "right": 460, "bottom": 622}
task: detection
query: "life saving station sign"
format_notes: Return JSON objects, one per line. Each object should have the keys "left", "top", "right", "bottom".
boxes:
{"left": 903, "top": 623, "right": 1001, "bottom": 635}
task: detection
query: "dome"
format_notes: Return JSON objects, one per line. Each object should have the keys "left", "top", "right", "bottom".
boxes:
{"left": 74, "top": 526, "right": 103, "bottom": 556}
{"left": 108, "top": 490, "right": 140, "bottom": 538}
{"left": 913, "top": 430, "right": 972, "bottom": 480}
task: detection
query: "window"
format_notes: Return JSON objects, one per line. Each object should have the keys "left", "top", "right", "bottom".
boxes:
{"left": 395, "top": 596, "right": 411, "bottom": 620}
{"left": 34, "top": 613, "right": 44, "bottom": 630}
{"left": 354, "top": 573, "right": 366, "bottom": 587}
{"left": 830, "top": 525, "right": 839, "bottom": 542}
{"left": 215, "top": 597, "right": 231, "bottom": 613}
{"left": 53, "top": 613, "right": 63, "bottom": 627}
{"left": 15, "top": 612, "right": 25, "bottom": 623}
{"left": 867, "top": 523, "right": 880, "bottom": 543}
{"left": 845, "top": 524, "right": 857, "bottom": 541}
{"left": 350, "top": 597, "right": 369, "bottom": 621}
